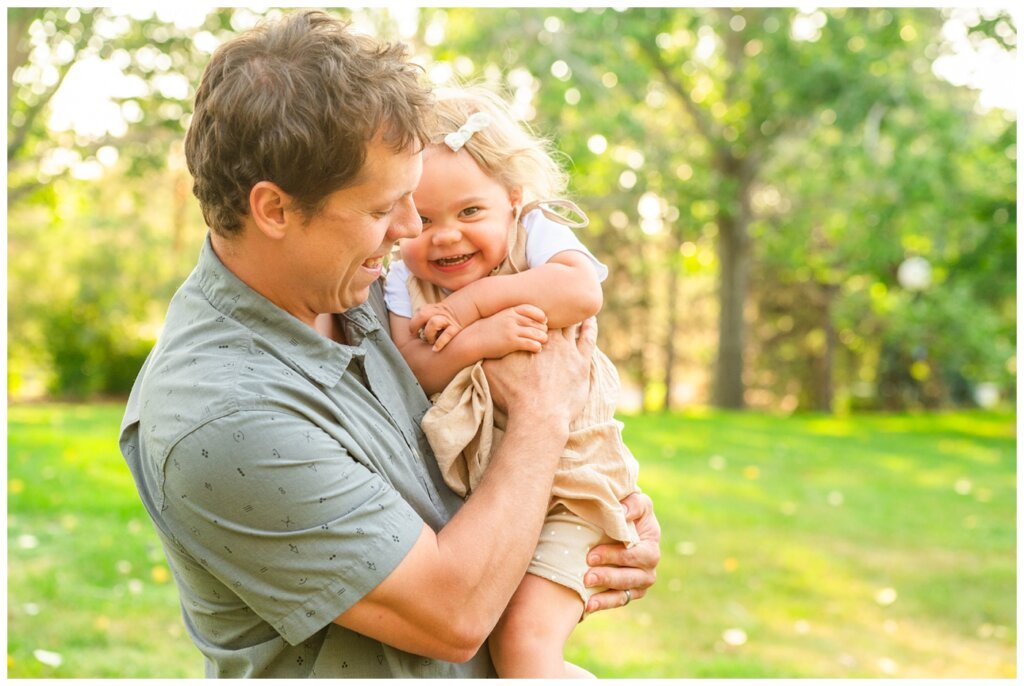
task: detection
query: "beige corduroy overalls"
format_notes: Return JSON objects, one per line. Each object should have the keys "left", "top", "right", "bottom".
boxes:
{"left": 408, "top": 200, "right": 640, "bottom": 602}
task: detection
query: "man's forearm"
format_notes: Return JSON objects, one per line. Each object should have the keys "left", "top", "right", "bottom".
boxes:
{"left": 434, "top": 411, "right": 568, "bottom": 638}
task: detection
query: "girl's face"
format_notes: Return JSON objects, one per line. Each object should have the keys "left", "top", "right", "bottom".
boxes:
{"left": 400, "top": 145, "right": 521, "bottom": 292}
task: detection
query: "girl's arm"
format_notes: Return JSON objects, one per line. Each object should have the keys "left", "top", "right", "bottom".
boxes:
{"left": 390, "top": 305, "right": 548, "bottom": 395}
{"left": 411, "top": 250, "right": 603, "bottom": 351}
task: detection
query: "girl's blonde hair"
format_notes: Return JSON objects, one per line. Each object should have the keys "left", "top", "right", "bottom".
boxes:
{"left": 427, "top": 85, "right": 569, "bottom": 203}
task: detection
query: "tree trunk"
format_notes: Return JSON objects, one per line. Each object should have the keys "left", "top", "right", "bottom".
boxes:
{"left": 713, "top": 210, "right": 750, "bottom": 409}
{"left": 662, "top": 254, "right": 680, "bottom": 412}
{"left": 815, "top": 284, "right": 837, "bottom": 412}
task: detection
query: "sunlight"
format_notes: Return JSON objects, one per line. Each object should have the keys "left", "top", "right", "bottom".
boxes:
{"left": 38, "top": 6, "right": 1018, "bottom": 175}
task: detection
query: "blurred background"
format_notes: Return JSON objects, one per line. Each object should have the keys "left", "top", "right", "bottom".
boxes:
{"left": 6, "top": 6, "right": 1017, "bottom": 678}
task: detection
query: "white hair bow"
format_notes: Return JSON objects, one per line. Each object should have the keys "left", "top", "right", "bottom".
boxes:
{"left": 443, "top": 112, "right": 491, "bottom": 152}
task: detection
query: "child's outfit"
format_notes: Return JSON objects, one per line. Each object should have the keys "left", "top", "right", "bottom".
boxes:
{"left": 384, "top": 201, "right": 640, "bottom": 604}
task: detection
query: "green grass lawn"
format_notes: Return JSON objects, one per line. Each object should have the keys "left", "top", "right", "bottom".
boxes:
{"left": 7, "top": 403, "right": 1016, "bottom": 677}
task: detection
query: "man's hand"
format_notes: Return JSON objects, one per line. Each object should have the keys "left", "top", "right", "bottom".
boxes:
{"left": 582, "top": 492, "right": 661, "bottom": 614}
{"left": 483, "top": 317, "right": 596, "bottom": 428}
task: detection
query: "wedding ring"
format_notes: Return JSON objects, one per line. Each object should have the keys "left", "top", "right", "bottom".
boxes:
{"left": 623, "top": 588, "right": 632, "bottom": 606}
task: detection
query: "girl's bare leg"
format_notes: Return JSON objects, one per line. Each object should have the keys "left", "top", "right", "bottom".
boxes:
{"left": 489, "top": 572, "right": 586, "bottom": 678}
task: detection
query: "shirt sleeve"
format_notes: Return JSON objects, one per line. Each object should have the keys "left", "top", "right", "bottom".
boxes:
{"left": 522, "top": 209, "right": 609, "bottom": 283}
{"left": 160, "top": 409, "right": 425, "bottom": 645}
{"left": 383, "top": 261, "right": 415, "bottom": 318}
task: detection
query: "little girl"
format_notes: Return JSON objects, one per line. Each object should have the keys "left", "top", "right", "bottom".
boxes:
{"left": 384, "top": 86, "right": 640, "bottom": 677}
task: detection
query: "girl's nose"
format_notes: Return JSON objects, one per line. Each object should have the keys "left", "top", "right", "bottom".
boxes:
{"left": 432, "top": 226, "right": 462, "bottom": 245}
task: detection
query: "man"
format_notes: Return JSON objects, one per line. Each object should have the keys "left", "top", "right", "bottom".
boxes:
{"left": 120, "top": 10, "right": 660, "bottom": 677}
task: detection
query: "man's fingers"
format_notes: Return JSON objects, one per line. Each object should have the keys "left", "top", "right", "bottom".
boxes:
{"left": 576, "top": 316, "right": 597, "bottom": 356}
{"left": 589, "top": 538, "right": 659, "bottom": 570}
{"left": 620, "top": 492, "right": 653, "bottom": 522}
{"left": 584, "top": 586, "right": 647, "bottom": 614}
{"left": 583, "top": 564, "right": 654, "bottom": 593}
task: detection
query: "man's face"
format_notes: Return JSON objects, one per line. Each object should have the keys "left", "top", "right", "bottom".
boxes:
{"left": 295, "top": 137, "right": 423, "bottom": 317}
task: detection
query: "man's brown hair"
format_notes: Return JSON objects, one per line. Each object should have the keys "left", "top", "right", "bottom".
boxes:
{"left": 184, "top": 10, "right": 432, "bottom": 236}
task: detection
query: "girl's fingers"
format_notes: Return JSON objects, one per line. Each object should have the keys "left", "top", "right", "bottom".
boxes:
{"left": 512, "top": 303, "right": 548, "bottom": 324}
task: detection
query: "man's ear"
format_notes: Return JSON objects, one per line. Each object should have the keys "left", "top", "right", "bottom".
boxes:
{"left": 509, "top": 185, "right": 523, "bottom": 209}
{"left": 249, "top": 181, "right": 292, "bottom": 240}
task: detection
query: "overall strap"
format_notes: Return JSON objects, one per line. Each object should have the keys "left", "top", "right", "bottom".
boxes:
{"left": 519, "top": 199, "right": 589, "bottom": 229}
{"left": 503, "top": 199, "right": 591, "bottom": 274}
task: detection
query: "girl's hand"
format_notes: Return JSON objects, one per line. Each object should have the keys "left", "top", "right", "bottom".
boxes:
{"left": 410, "top": 303, "right": 462, "bottom": 351}
{"left": 582, "top": 492, "right": 662, "bottom": 614}
{"left": 475, "top": 305, "right": 548, "bottom": 359}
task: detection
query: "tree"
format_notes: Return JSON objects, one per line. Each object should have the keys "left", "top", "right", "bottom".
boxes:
{"left": 423, "top": 7, "right": 1016, "bottom": 411}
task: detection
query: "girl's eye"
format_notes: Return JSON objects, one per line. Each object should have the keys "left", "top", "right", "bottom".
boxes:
{"left": 460, "top": 206, "right": 480, "bottom": 218}
{"left": 419, "top": 216, "right": 431, "bottom": 226}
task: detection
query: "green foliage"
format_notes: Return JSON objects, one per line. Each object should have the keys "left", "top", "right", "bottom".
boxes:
{"left": 421, "top": 7, "right": 1015, "bottom": 411}
{"left": 7, "top": 404, "right": 1016, "bottom": 676}
{"left": 7, "top": 164, "right": 204, "bottom": 397}
{"left": 5, "top": 7, "right": 1017, "bottom": 410}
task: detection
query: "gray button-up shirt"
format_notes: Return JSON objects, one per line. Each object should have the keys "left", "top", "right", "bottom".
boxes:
{"left": 119, "top": 236, "right": 495, "bottom": 677}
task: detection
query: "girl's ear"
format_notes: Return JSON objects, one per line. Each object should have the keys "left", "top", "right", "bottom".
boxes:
{"left": 509, "top": 185, "right": 523, "bottom": 208}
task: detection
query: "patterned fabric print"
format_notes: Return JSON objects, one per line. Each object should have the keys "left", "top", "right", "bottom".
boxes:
{"left": 120, "top": 236, "right": 493, "bottom": 678}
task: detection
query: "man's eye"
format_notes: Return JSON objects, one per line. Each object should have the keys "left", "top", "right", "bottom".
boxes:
{"left": 419, "top": 216, "right": 431, "bottom": 225}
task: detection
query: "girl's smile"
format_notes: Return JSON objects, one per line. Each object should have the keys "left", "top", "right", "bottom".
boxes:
{"left": 400, "top": 146, "right": 521, "bottom": 292}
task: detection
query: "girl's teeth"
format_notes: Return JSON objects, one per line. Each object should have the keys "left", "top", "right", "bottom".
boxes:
{"left": 436, "top": 254, "right": 471, "bottom": 266}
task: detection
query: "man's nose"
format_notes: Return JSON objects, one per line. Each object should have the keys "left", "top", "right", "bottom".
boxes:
{"left": 387, "top": 197, "right": 422, "bottom": 240}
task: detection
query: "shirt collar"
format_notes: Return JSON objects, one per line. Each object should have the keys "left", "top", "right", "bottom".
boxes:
{"left": 194, "top": 234, "right": 381, "bottom": 387}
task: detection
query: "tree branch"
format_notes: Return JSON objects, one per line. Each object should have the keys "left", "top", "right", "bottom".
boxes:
{"left": 634, "top": 36, "right": 721, "bottom": 153}
{"left": 8, "top": 10, "right": 99, "bottom": 162}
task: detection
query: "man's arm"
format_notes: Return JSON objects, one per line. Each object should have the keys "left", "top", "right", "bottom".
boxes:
{"left": 333, "top": 321, "right": 596, "bottom": 661}
{"left": 411, "top": 250, "right": 603, "bottom": 350}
